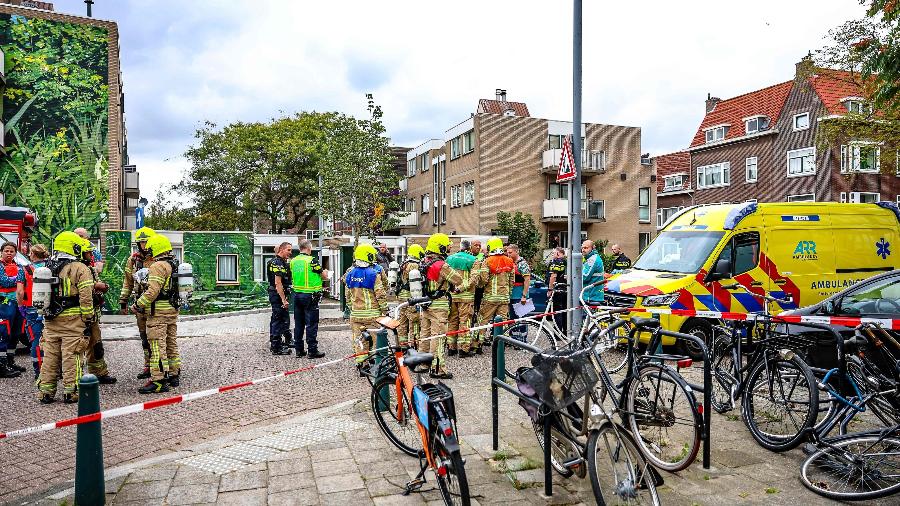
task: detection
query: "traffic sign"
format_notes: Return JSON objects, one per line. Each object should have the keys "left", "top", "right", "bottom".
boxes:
{"left": 556, "top": 135, "right": 576, "bottom": 183}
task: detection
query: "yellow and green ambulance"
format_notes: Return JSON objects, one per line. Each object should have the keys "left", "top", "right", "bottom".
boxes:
{"left": 605, "top": 202, "right": 900, "bottom": 351}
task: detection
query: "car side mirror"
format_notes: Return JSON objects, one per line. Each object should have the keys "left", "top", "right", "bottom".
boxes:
{"left": 706, "top": 258, "right": 732, "bottom": 283}
{"left": 823, "top": 299, "right": 837, "bottom": 315}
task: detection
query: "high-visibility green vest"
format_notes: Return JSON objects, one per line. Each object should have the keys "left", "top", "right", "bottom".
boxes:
{"left": 290, "top": 254, "right": 322, "bottom": 293}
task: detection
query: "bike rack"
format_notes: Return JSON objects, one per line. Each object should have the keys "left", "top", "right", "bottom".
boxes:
{"left": 488, "top": 318, "right": 556, "bottom": 497}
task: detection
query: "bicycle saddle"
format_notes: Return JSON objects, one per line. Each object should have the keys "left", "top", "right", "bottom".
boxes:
{"left": 404, "top": 349, "right": 434, "bottom": 368}
{"left": 631, "top": 317, "right": 660, "bottom": 330}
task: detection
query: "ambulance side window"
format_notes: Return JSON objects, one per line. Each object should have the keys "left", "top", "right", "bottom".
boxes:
{"left": 715, "top": 232, "right": 760, "bottom": 277}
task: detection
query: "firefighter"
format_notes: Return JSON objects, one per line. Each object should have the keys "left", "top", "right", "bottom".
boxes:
{"left": 473, "top": 237, "right": 515, "bottom": 352}
{"left": 119, "top": 226, "right": 156, "bottom": 379}
{"left": 419, "top": 233, "right": 467, "bottom": 379}
{"left": 396, "top": 244, "right": 425, "bottom": 347}
{"left": 342, "top": 244, "right": 388, "bottom": 371}
{"left": 37, "top": 232, "right": 95, "bottom": 404}
{"left": 132, "top": 234, "right": 181, "bottom": 394}
{"left": 446, "top": 241, "right": 479, "bottom": 357}
{"left": 80, "top": 237, "right": 116, "bottom": 384}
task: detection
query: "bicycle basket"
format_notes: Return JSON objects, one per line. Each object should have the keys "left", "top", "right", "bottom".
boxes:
{"left": 528, "top": 342, "right": 599, "bottom": 411}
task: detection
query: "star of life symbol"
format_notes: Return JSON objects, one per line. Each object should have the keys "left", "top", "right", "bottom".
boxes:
{"left": 876, "top": 238, "right": 891, "bottom": 259}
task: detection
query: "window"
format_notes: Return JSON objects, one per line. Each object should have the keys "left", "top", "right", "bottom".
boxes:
{"left": 407, "top": 158, "right": 416, "bottom": 177}
{"left": 450, "top": 137, "right": 461, "bottom": 159}
{"left": 634, "top": 231, "right": 725, "bottom": 274}
{"left": 663, "top": 174, "right": 685, "bottom": 192}
{"left": 787, "top": 193, "right": 815, "bottom": 202}
{"left": 656, "top": 206, "right": 683, "bottom": 229}
{"left": 547, "top": 183, "right": 585, "bottom": 200}
{"left": 745, "top": 157, "right": 758, "bottom": 183}
{"left": 638, "top": 187, "right": 651, "bottom": 223}
{"left": 462, "top": 130, "right": 475, "bottom": 153}
{"left": 744, "top": 116, "right": 767, "bottom": 134}
{"left": 841, "top": 144, "right": 880, "bottom": 173}
{"left": 587, "top": 200, "right": 605, "bottom": 220}
{"left": 252, "top": 246, "right": 275, "bottom": 282}
{"left": 850, "top": 192, "right": 880, "bottom": 204}
{"left": 704, "top": 126, "right": 727, "bottom": 143}
{"left": 787, "top": 147, "right": 816, "bottom": 176}
{"left": 216, "top": 254, "right": 239, "bottom": 284}
{"left": 548, "top": 134, "right": 564, "bottom": 149}
{"left": 846, "top": 100, "right": 866, "bottom": 114}
{"left": 639, "top": 233, "right": 652, "bottom": 254}
{"left": 463, "top": 181, "right": 475, "bottom": 205}
{"left": 421, "top": 194, "right": 430, "bottom": 213}
{"left": 715, "top": 232, "right": 760, "bottom": 277}
{"left": 171, "top": 247, "right": 183, "bottom": 264}
{"left": 696, "top": 162, "right": 730, "bottom": 189}
{"left": 837, "top": 274, "right": 900, "bottom": 315}
{"left": 793, "top": 112, "right": 810, "bottom": 131}
{"left": 440, "top": 160, "right": 447, "bottom": 224}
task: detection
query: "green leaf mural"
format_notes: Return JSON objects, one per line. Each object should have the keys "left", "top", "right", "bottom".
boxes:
{"left": 0, "top": 14, "right": 110, "bottom": 244}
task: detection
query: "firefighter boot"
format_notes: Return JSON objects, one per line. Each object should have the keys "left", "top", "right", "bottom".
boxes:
{"left": 63, "top": 392, "right": 78, "bottom": 404}
{"left": 97, "top": 374, "right": 118, "bottom": 384}
{"left": 0, "top": 357, "right": 21, "bottom": 378}
{"left": 166, "top": 372, "right": 180, "bottom": 387}
{"left": 6, "top": 354, "right": 26, "bottom": 373}
{"left": 138, "top": 380, "right": 170, "bottom": 394}
{"left": 137, "top": 367, "right": 151, "bottom": 379}
{"left": 39, "top": 392, "right": 55, "bottom": 404}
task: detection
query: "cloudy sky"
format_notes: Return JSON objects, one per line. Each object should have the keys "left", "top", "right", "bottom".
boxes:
{"left": 51, "top": 0, "right": 867, "bottom": 201}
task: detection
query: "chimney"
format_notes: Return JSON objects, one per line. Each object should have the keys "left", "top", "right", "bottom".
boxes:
{"left": 500, "top": 89, "right": 507, "bottom": 102}
{"left": 496, "top": 89, "right": 503, "bottom": 101}
{"left": 795, "top": 52, "right": 814, "bottom": 80}
{"left": 705, "top": 93, "right": 720, "bottom": 114}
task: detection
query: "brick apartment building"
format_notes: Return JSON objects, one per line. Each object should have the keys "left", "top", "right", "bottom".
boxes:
{"left": 655, "top": 58, "right": 897, "bottom": 231}
{"left": 0, "top": 0, "right": 138, "bottom": 240}
{"left": 399, "top": 91, "right": 657, "bottom": 258}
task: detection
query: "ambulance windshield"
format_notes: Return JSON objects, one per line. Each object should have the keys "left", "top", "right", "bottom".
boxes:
{"left": 633, "top": 231, "right": 725, "bottom": 274}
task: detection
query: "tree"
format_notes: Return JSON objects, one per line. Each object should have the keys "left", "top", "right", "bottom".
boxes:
{"left": 317, "top": 95, "right": 404, "bottom": 246}
{"left": 181, "top": 113, "right": 326, "bottom": 233}
{"left": 495, "top": 211, "right": 542, "bottom": 264}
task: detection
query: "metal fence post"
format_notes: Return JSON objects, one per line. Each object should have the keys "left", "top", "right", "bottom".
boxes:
{"left": 374, "top": 329, "right": 389, "bottom": 411}
{"left": 75, "top": 374, "right": 104, "bottom": 505}
{"left": 491, "top": 316, "right": 505, "bottom": 452}
{"left": 493, "top": 317, "right": 505, "bottom": 383}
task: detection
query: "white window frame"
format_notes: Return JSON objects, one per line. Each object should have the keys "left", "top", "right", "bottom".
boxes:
{"left": 846, "top": 100, "right": 866, "bottom": 114}
{"left": 704, "top": 125, "right": 727, "bottom": 144}
{"left": 656, "top": 206, "right": 683, "bottom": 229}
{"left": 587, "top": 200, "right": 605, "bottom": 220}
{"left": 662, "top": 174, "right": 685, "bottom": 192}
{"left": 216, "top": 254, "right": 239, "bottom": 285}
{"left": 787, "top": 193, "right": 815, "bottom": 202}
{"left": 421, "top": 194, "right": 430, "bottom": 214}
{"left": 639, "top": 232, "right": 652, "bottom": 253}
{"left": 850, "top": 191, "right": 880, "bottom": 204}
{"left": 450, "top": 137, "right": 461, "bottom": 159}
{"left": 793, "top": 112, "right": 810, "bottom": 131}
{"left": 840, "top": 143, "right": 880, "bottom": 174}
{"left": 744, "top": 116, "right": 762, "bottom": 135}
{"left": 463, "top": 130, "right": 475, "bottom": 153}
{"left": 696, "top": 162, "right": 731, "bottom": 189}
{"left": 638, "top": 187, "right": 651, "bottom": 223}
{"left": 463, "top": 181, "right": 475, "bottom": 205}
{"left": 407, "top": 159, "right": 416, "bottom": 177}
{"left": 745, "top": 156, "right": 758, "bottom": 183}
{"left": 787, "top": 147, "right": 816, "bottom": 177}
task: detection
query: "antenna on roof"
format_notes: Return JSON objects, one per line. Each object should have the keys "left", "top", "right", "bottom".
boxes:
{"left": 85, "top": 0, "right": 93, "bottom": 17}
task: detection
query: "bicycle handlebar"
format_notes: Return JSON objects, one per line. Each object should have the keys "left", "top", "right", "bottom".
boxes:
{"left": 720, "top": 282, "right": 792, "bottom": 306}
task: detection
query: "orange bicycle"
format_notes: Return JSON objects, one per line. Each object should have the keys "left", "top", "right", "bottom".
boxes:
{"left": 362, "top": 297, "right": 470, "bottom": 505}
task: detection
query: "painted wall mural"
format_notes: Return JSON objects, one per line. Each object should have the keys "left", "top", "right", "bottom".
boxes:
{"left": 0, "top": 14, "right": 110, "bottom": 245}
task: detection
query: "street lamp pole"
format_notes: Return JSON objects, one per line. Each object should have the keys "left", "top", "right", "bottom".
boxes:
{"left": 568, "top": 0, "right": 584, "bottom": 336}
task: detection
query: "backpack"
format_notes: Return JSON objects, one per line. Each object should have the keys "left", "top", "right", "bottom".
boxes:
{"left": 152, "top": 257, "right": 181, "bottom": 314}
{"left": 44, "top": 257, "right": 79, "bottom": 320}
{"left": 418, "top": 256, "right": 448, "bottom": 299}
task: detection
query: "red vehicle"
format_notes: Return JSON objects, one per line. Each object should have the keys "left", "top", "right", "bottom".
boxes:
{"left": 0, "top": 206, "right": 38, "bottom": 256}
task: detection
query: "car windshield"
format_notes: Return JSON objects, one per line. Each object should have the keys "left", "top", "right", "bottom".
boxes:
{"left": 633, "top": 231, "right": 725, "bottom": 274}
{"left": 838, "top": 275, "right": 900, "bottom": 316}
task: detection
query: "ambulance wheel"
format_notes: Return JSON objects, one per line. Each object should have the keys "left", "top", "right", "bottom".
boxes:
{"left": 678, "top": 321, "right": 710, "bottom": 361}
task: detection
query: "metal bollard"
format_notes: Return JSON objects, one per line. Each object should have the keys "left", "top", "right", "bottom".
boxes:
{"left": 374, "top": 329, "right": 390, "bottom": 411}
{"left": 75, "top": 374, "right": 105, "bottom": 505}
{"left": 493, "top": 317, "right": 505, "bottom": 382}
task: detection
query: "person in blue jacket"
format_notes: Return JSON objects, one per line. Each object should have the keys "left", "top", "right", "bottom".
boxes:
{"left": 581, "top": 240, "right": 606, "bottom": 304}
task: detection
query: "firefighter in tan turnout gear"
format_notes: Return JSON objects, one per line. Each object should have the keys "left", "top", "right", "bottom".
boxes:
{"left": 37, "top": 231, "right": 96, "bottom": 404}
{"left": 446, "top": 240, "right": 480, "bottom": 357}
{"left": 342, "top": 244, "right": 389, "bottom": 371}
{"left": 132, "top": 234, "right": 181, "bottom": 394}
{"left": 119, "top": 226, "right": 156, "bottom": 379}
{"left": 80, "top": 236, "right": 116, "bottom": 384}
{"left": 473, "top": 237, "right": 515, "bottom": 352}
{"left": 395, "top": 244, "right": 425, "bottom": 347}
{"left": 418, "top": 233, "right": 467, "bottom": 379}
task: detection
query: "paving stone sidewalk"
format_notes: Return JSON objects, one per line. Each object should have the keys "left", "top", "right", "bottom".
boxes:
{"left": 26, "top": 372, "right": 894, "bottom": 505}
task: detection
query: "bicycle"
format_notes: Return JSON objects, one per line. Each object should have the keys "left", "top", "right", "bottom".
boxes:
{"left": 362, "top": 297, "right": 470, "bottom": 506}
{"left": 707, "top": 283, "right": 820, "bottom": 452}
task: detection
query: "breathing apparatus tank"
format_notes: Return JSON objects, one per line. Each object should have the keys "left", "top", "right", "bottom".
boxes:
{"left": 408, "top": 266, "right": 423, "bottom": 299}
{"left": 31, "top": 266, "right": 54, "bottom": 314}
{"left": 387, "top": 260, "right": 399, "bottom": 287}
{"left": 177, "top": 262, "right": 194, "bottom": 304}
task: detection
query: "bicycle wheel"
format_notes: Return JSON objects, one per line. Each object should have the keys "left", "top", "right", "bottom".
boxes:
{"left": 432, "top": 428, "right": 471, "bottom": 506}
{"left": 371, "top": 375, "right": 421, "bottom": 457}
{"left": 848, "top": 355, "right": 900, "bottom": 427}
{"left": 517, "top": 319, "right": 566, "bottom": 351}
{"left": 595, "top": 319, "right": 631, "bottom": 375}
{"left": 532, "top": 416, "right": 577, "bottom": 478}
{"left": 800, "top": 435, "right": 900, "bottom": 501}
{"left": 587, "top": 423, "right": 661, "bottom": 505}
{"left": 742, "top": 353, "right": 818, "bottom": 452}
{"left": 626, "top": 364, "right": 701, "bottom": 472}
{"left": 710, "top": 332, "right": 737, "bottom": 414}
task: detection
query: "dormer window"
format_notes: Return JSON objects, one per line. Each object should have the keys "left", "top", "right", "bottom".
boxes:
{"left": 847, "top": 101, "right": 865, "bottom": 114}
{"left": 743, "top": 115, "right": 768, "bottom": 135}
{"left": 704, "top": 125, "right": 728, "bottom": 144}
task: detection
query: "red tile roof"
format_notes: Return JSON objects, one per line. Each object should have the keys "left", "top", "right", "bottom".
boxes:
{"left": 477, "top": 99, "right": 530, "bottom": 117}
{"left": 655, "top": 151, "right": 691, "bottom": 193}
{"left": 808, "top": 70, "right": 867, "bottom": 116}
{"left": 689, "top": 81, "right": 793, "bottom": 147}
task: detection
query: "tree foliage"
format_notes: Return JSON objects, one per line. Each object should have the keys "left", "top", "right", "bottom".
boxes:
{"left": 316, "top": 95, "right": 403, "bottom": 246}
{"left": 495, "top": 211, "right": 542, "bottom": 264}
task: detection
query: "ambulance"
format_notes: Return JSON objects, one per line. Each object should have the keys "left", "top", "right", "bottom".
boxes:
{"left": 605, "top": 202, "right": 900, "bottom": 354}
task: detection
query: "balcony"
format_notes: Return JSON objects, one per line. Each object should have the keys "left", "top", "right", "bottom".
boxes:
{"left": 396, "top": 212, "right": 418, "bottom": 228}
{"left": 540, "top": 149, "right": 606, "bottom": 175}
{"left": 399, "top": 178, "right": 408, "bottom": 192}
{"left": 541, "top": 199, "right": 605, "bottom": 223}
{"left": 124, "top": 168, "right": 139, "bottom": 196}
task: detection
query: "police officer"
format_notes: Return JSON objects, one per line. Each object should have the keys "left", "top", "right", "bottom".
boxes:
{"left": 119, "top": 226, "right": 156, "bottom": 379}
{"left": 547, "top": 247, "right": 567, "bottom": 331}
{"left": 343, "top": 244, "right": 388, "bottom": 370}
{"left": 37, "top": 232, "right": 94, "bottom": 403}
{"left": 290, "top": 239, "right": 328, "bottom": 359}
{"left": 267, "top": 242, "right": 293, "bottom": 355}
{"left": 396, "top": 244, "right": 425, "bottom": 347}
{"left": 133, "top": 234, "right": 181, "bottom": 394}
{"left": 608, "top": 243, "right": 632, "bottom": 273}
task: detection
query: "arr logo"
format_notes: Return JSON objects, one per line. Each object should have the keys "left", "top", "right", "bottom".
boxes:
{"left": 793, "top": 240, "right": 818, "bottom": 260}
